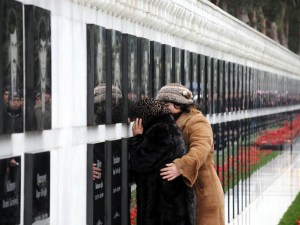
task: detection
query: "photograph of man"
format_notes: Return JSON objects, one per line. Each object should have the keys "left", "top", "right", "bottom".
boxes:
{"left": 6, "top": 10, "right": 22, "bottom": 99}
{"left": 95, "top": 28, "right": 106, "bottom": 86}
{"left": 3, "top": 90, "right": 23, "bottom": 133}
{"left": 164, "top": 46, "right": 172, "bottom": 84}
{"left": 174, "top": 48, "right": 182, "bottom": 83}
{"left": 127, "top": 36, "right": 138, "bottom": 101}
{"left": 112, "top": 31, "right": 122, "bottom": 91}
{"left": 33, "top": 15, "right": 51, "bottom": 131}
{"left": 140, "top": 39, "right": 150, "bottom": 99}
{"left": 184, "top": 51, "right": 190, "bottom": 86}
{"left": 153, "top": 43, "right": 162, "bottom": 97}
{"left": 1, "top": 2, "right": 23, "bottom": 134}
{"left": 2, "top": 86, "right": 10, "bottom": 107}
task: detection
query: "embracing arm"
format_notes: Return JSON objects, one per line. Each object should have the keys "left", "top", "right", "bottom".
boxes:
{"left": 173, "top": 114, "right": 213, "bottom": 186}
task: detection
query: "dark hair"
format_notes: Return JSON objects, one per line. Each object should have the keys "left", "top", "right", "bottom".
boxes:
{"left": 38, "top": 18, "right": 47, "bottom": 42}
{"left": 3, "top": 86, "right": 10, "bottom": 94}
{"left": 8, "top": 10, "right": 17, "bottom": 34}
{"left": 174, "top": 103, "right": 202, "bottom": 113}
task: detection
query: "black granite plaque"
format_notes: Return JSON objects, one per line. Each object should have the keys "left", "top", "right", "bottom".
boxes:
{"left": 87, "top": 142, "right": 106, "bottom": 225}
{"left": 191, "top": 53, "right": 199, "bottom": 104}
{"left": 249, "top": 68, "right": 254, "bottom": 109}
{"left": 25, "top": 5, "right": 51, "bottom": 131}
{"left": 183, "top": 50, "right": 191, "bottom": 86}
{"left": 87, "top": 25, "right": 107, "bottom": 125}
{"left": 205, "top": 56, "right": 212, "bottom": 115}
{"left": 138, "top": 38, "right": 151, "bottom": 98}
{"left": 224, "top": 61, "right": 229, "bottom": 113}
{"left": 218, "top": 60, "right": 224, "bottom": 113}
{"left": 24, "top": 151, "right": 50, "bottom": 225}
{"left": 123, "top": 34, "right": 137, "bottom": 123}
{"left": 212, "top": 58, "right": 218, "bottom": 114}
{"left": 219, "top": 123, "right": 225, "bottom": 189}
{"left": 172, "top": 47, "right": 183, "bottom": 84}
{"left": 228, "top": 62, "right": 234, "bottom": 112}
{"left": 0, "top": 156, "right": 21, "bottom": 225}
{"left": 0, "top": 0, "right": 23, "bottom": 134}
{"left": 162, "top": 45, "right": 173, "bottom": 84}
{"left": 237, "top": 64, "right": 242, "bottom": 111}
{"left": 110, "top": 30, "right": 123, "bottom": 123}
{"left": 243, "top": 66, "right": 248, "bottom": 110}
{"left": 212, "top": 124, "right": 219, "bottom": 175}
{"left": 254, "top": 69, "right": 258, "bottom": 109}
{"left": 222, "top": 122, "right": 228, "bottom": 191}
{"left": 151, "top": 42, "right": 162, "bottom": 97}
{"left": 199, "top": 55, "right": 205, "bottom": 112}
{"left": 232, "top": 63, "right": 238, "bottom": 112}
{"left": 88, "top": 139, "right": 128, "bottom": 225}
{"left": 111, "top": 140, "right": 122, "bottom": 225}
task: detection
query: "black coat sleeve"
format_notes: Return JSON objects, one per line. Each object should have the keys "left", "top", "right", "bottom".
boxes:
{"left": 129, "top": 122, "right": 185, "bottom": 173}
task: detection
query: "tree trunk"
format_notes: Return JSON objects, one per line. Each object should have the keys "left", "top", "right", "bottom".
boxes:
{"left": 266, "top": 20, "right": 279, "bottom": 42}
{"left": 257, "top": 15, "right": 266, "bottom": 34}
{"left": 248, "top": 10, "right": 257, "bottom": 29}
{"left": 236, "top": 6, "right": 250, "bottom": 25}
{"left": 278, "top": 28, "right": 288, "bottom": 47}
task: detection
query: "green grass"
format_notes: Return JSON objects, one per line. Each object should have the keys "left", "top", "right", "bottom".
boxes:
{"left": 249, "top": 151, "right": 279, "bottom": 174}
{"left": 278, "top": 191, "right": 300, "bottom": 225}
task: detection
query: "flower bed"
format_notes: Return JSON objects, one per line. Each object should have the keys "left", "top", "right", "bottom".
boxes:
{"left": 215, "top": 146, "right": 278, "bottom": 192}
{"left": 255, "top": 115, "right": 300, "bottom": 147}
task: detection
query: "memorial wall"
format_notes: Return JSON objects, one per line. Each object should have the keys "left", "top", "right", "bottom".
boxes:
{"left": 0, "top": 0, "right": 300, "bottom": 224}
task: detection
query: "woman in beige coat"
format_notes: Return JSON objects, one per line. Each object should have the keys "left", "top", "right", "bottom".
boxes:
{"left": 156, "top": 83, "right": 225, "bottom": 225}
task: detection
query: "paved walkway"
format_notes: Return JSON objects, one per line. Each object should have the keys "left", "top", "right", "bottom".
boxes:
{"left": 226, "top": 142, "right": 300, "bottom": 225}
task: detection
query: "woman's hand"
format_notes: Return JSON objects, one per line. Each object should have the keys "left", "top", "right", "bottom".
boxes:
{"left": 93, "top": 163, "right": 101, "bottom": 180}
{"left": 132, "top": 118, "right": 143, "bottom": 136}
{"left": 160, "top": 163, "right": 181, "bottom": 181}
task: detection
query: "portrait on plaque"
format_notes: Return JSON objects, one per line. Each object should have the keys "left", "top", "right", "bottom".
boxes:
{"left": 87, "top": 25, "right": 107, "bottom": 125}
{"left": 199, "top": 55, "right": 206, "bottom": 112}
{"left": 205, "top": 56, "right": 212, "bottom": 115}
{"left": 126, "top": 35, "right": 138, "bottom": 102}
{"left": 112, "top": 31, "right": 122, "bottom": 91}
{"left": 224, "top": 61, "right": 229, "bottom": 113}
{"left": 173, "top": 48, "right": 182, "bottom": 84}
{"left": 191, "top": 53, "right": 199, "bottom": 104}
{"left": 218, "top": 60, "right": 224, "bottom": 113}
{"left": 212, "top": 58, "right": 218, "bottom": 114}
{"left": 183, "top": 50, "right": 191, "bottom": 86}
{"left": 1, "top": 0, "right": 23, "bottom": 134}
{"left": 162, "top": 45, "right": 173, "bottom": 84}
{"left": 151, "top": 42, "right": 162, "bottom": 97}
{"left": 139, "top": 38, "right": 151, "bottom": 98}
{"left": 25, "top": 5, "right": 51, "bottom": 131}
{"left": 110, "top": 30, "right": 123, "bottom": 123}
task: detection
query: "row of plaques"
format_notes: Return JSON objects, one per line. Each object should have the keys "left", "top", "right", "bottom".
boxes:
{"left": 86, "top": 24, "right": 300, "bottom": 126}
{"left": 0, "top": 152, "right": 50, "bottom": 225}
{"left": 0, "top": 139, "right": 127, "bottom": 225}
{"left": 0, "top": 0, "right": 52, "bottom": 134}
{"left": 87, "top": 139, "right": 128, "bottom": 225}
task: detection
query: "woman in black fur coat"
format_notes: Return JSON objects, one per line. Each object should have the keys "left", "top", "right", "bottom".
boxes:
{"left": 129, "top": 98, "right": 195, "bottom": 225}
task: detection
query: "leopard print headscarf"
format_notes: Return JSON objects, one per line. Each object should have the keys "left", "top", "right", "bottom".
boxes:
{"left": 129, "top": 98, "right": 170, "bottom": 127}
